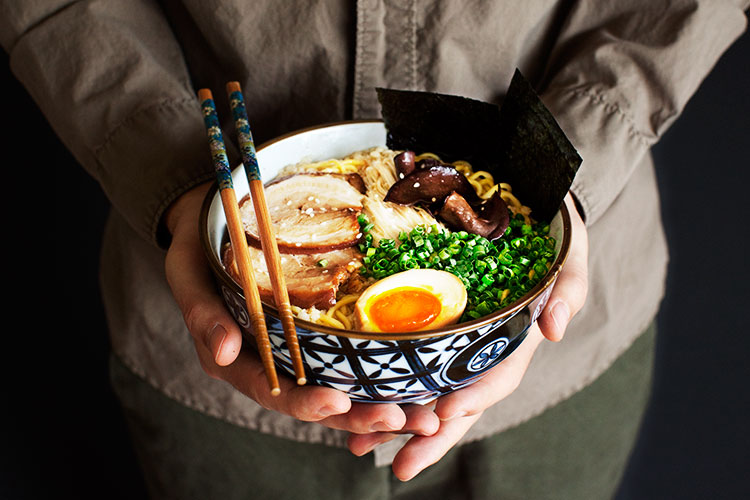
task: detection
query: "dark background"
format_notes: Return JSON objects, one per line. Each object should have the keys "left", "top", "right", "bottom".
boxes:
{"left": 3, "top": 27, "right": 748, "bottom": 500}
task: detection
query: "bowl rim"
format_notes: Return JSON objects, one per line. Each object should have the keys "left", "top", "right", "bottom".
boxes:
{"left": 199, "top": 119, "right": 572, "bottom": 341}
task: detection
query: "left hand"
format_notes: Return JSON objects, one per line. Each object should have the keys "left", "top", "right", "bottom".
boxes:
{"left": 346, "top": 193, "right": 589, "bottom": 481}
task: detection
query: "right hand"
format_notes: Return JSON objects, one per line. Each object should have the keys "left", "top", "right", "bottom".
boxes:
{"left": 163, "top": 182, "right": 441, "bottom": 437}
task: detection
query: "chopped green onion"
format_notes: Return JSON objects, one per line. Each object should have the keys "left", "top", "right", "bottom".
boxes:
{"left": 358, "top": 216, "right": 556, "bottom": 321}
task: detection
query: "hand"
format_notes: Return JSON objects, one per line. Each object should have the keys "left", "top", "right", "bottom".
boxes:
{"left": 347, "top": 193, "right": 589, "bottom": 480}
{"left": 163, "top": 183, "right": 441, "bottom": 436}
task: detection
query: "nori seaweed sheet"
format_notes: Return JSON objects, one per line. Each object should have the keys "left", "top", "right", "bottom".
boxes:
{"left": 376, "top": 69, "right": 582, "bottom": 222}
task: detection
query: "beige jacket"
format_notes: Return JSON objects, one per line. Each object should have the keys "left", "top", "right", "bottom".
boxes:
{"left": 4, "top": 0, "right": 747, "bottom": 466}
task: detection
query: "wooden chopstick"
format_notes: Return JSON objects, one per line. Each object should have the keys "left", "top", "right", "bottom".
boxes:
{"left": 198, "top": 88, "right": 281, "bottom": 396}
{"left": 226, "top": 81, "right": 307, "bottom": 386}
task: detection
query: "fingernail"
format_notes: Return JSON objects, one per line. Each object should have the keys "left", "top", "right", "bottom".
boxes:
{"left": 440, "top": 410, "right": 466, "bottom": 422}
{"left": 359, "top": 443, "right": 379, "bottom": 456}
{"left": 370, "top": 421, "right": 396, "bottom": 432}
{"left": 551, "top": 302, "right": 570, "bottom": 330}
{"left": 209, "top": 323, "right": 228, "bottom": 361}
{"left": 317, "top": 405, "right": 342, "bottom": 418}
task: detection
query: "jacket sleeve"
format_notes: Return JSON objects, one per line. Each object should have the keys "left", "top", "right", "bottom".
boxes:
{"left": 539, "top": 0, "right": 748, "bottom": 225}
{"left": 0, "top": 0, "right": 216, "bottom": 247}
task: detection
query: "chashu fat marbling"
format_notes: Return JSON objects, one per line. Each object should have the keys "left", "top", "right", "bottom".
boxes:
{"left": 239, "top": 173, "right": 366, "bottom": 254}
{"left": 222, "top": 244, "right": 363, "bottom": 310}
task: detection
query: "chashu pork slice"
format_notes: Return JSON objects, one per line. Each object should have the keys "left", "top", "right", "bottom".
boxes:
{"left": 240, "top": 173, "right": 365, "bottom": 254}
{"left": 223, "top": 244, "right": 363, "bottom": 310}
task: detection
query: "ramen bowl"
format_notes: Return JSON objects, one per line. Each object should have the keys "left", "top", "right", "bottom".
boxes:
{"left": 199, "top": 120, "right": 571, "bottom": 403}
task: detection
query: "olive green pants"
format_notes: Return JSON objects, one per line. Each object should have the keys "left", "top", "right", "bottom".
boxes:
{"left": 111, "top": 324, "right": 655, "bottom": 500}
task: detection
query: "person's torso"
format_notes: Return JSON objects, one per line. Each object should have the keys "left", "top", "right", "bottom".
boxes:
{"left": 161, "top": 0, "right": 567, "bottom": 142}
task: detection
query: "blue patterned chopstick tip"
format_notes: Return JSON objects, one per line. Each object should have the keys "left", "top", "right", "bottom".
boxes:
{"left": 228, "top": 89, "right": 261, "bottom": 181}
{"left": 200, "top": 95, "right": 234, "bottom": 191}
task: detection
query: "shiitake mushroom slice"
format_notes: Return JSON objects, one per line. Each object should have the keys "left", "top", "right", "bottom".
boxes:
{"left": 384, "top": 164, "right": 479, "bottom": 208}
{"left": 386, "top": 153, "right": 510, "bottom": 241}
{"left": 393, "top": 151, "right": 416, "bottom": 179}
{"left": 438, "top": 190, "right": 510, "bottom": 241}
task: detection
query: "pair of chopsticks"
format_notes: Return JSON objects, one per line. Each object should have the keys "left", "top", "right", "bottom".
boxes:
{"left": 198, "top": 82, "right": 306, "bottom": 395}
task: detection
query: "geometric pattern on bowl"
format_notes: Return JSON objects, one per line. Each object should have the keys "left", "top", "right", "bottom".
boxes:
{"left": 221, "top": 282, "right": 552, "bottom": 402}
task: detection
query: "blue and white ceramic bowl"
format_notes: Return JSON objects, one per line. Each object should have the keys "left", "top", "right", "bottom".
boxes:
{"left": 200, "top": 120, "right": 571, "bottom": 403}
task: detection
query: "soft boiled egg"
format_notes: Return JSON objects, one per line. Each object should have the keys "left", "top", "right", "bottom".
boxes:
{"left": 354, "top": 269, "right": 468, "bottom": 333}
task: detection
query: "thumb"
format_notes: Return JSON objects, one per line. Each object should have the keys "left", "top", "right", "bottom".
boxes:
{"left": 164, "top": 183, "right": 243, "bottom": 370}
{"left": 537, "top": 193, "right": 588, "bottom": 342}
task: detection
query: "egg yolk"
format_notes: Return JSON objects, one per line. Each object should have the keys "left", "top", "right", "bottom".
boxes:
{"left": 368, "top": 287, "right": 442, "bottom": 332}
